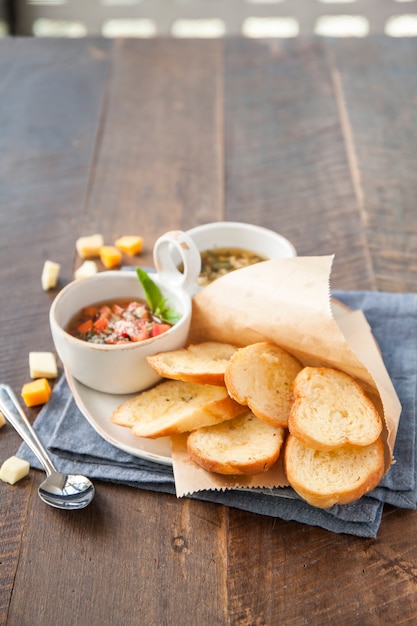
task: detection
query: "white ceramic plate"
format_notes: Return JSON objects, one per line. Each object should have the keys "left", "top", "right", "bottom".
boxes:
{"left": 66, "top": 371, "right": 173, "bottom": 466}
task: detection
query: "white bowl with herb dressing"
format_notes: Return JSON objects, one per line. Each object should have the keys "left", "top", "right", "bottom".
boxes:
{"left": 50, "top": 231, "right": 201, "bottom": 395}
{"left": 186, "top": 221, "right": 296, "bottom": 287}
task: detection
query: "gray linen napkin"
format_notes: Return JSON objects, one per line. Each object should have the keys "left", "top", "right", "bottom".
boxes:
{"left": 334, "top": 291, "right": 417, "bottom": 509}
{"left": 17, "top": 291, "right": 417, "bottom": 538}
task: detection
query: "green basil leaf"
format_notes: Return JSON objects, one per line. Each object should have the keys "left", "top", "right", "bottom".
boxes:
{"left": 136, "top": 267, "right": 181, "bottom": 324}
{"left": 136, "top": 267, "right": 163, "bottom": 311}
{"left": 161, "top": 308, "right": 182, "bottom": 324}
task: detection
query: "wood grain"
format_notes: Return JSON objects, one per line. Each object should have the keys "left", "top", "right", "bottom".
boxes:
{"left": 0, "top": 38, "right": 111, "bottom": 381}
{"left": 1, "top": 38, "right": 227, "bottom": 626}
{"left": 7, "top": 486, "right": 228, "bottom": 625}
{"left": 81, "top": 38, "right": 224, "bottom": 262}
{"left": 226, "top": 506, "right": 417, "bottom": 624}
{"left": 330, "top": 37, "right": 417, "bottom": 293}
{"left": 223, "top": 37, "right": 376, "bottom": 291}
{"left": 0, "top": 39, "right": 111, "bottom": 625}
{"left": 1, "top": 36, "right": 417, "bottom": 626}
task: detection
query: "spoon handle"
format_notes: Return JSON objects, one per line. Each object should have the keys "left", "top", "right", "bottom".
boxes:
{"left": 0, "top": 383, "right": 57, "bottom": 476}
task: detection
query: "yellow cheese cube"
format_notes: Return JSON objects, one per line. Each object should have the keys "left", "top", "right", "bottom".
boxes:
{"left": 115, "top": 235, "right": 144, "bottom": 256}
{"left": 0, "top": 411, "right": 6, "bottom": 428}
{"left": 74, "top": 260, "right": 98, "bottom": 280}
{"left": 100, "top": 246, "right": 122, "bottom": 269}
{"left": 29, "top": 352, "right": 58, "bottom": 379}
{"left": 0, "top": 456, "right": 30, "bottom": 484}
{"left": 76, "top": 234, "right": 104, "bottom": 259}
{"left": 41, "top": 260, "right": 61, "bottom": 291}
{"left": 21, "top": 378, "right": 51, "bottom": 407}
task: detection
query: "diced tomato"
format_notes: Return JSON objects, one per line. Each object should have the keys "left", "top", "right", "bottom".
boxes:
{"left": 98, "top": 305, "right": 112, "bottom": 319}
{"left": 77, "top": 319, "right": 93, "bottom": 334}
{"left": 130, "top": 328, "right": 150, "bottom": 342}
{"left": 127, "top": 321, "right": 149, "bottom": 342}
{"left": 93, "top": 316, "right": 109, "bottom": 333}
{"left": 150, "top": 323, "right": 171, "bottom": 337}
{"left": 68, "top": 298, "right": 176, "bottom": 344}
{"left": 127, "top": 302, "right": 149, "bottom": 320}
{"left": 113, "top": 320, "right": 148, "bottom": 342}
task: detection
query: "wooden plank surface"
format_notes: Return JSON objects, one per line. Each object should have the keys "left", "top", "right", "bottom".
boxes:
{"left": 0, "top": 38, "right": 112, "bottom": 625}
{"left": 82, "top": 38, "right": 224, "bottom": 245}
{"left": 1, "top": 36, "right": 417, "bottom": 626}
{"left": 1, "top": 37, "right": 228, "bottom": 626}
{"left": 330, "top": 37, "right": 417, "bottom": 293}
{"left": 223, "top": 37, "right": 376, "bottom": 291}
{"left": 222, "top": 36, "right": 417, "bottom": 624}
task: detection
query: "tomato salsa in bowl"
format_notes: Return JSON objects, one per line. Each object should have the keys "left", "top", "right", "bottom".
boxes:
{"left": 67, "top": 299, "right": 173, "bottom": 345}
{"left": 50, "top": 270, "right": 193, "bottom": 395}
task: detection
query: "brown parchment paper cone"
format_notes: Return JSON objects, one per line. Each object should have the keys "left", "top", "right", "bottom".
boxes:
{"left": 172, "top": 255, "right": 401, "bottom": 498}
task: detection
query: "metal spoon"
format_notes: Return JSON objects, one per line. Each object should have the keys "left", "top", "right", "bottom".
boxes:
{"left": 0, "top": 383, "right": 95, "bottom": 510}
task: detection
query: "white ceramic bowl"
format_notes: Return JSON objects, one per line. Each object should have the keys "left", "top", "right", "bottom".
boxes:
{"left": 187, "top": 221, "right": 296, "bottom": 261}
{"left": 50, "top": 231, "right": 201, "bottom": 395}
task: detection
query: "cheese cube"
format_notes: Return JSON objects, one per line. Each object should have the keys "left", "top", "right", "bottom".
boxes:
{"left": 0, "top": 456, "right": 30, "bottom": 485}
{"left": 21, "top": 378, "right": 51, "bottom": 407}
{"left": 41, "top": 260, "right": 60, "bottom": 291}
{"left": 29, "top": 352, "right": 58, "bottom": 379}
{"left": 100, "top": 245, "right": 122, "bottom": 269}
{"left": 76, "top": 234, "right": 104, "bottom": 259}
{"left": 0, "top": 411, "right": 6, "bottom": 428}
{"left": 115, "top": 235, "right": 144, "bottom": 256}
{"left": 74, "top": 260, "right": 98, "bottom": 280}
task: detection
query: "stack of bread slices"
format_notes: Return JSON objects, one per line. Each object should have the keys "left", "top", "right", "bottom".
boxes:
{"left": 110, "top": 341, "right": 385, "bottom": 509}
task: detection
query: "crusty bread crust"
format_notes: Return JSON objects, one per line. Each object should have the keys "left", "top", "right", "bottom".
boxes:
{"left": 146, "top": 341, "right": 238, "bottom": 386}
{"left": 284, "top": 434, "right": 385, "bottom": 508}
{"left": 288, "top": 367, "right": 382, "bottom": 450}
{"left": 224, "top": 342, "right": 302, "bottom": 428}
{"left": 187, "top": 410, "right": 285, "bottom": 475}
{"left": 111, "top": 343, "right": 386, "bottom": 507}
{"left": 110, "top": 379, "right": 246, "bottom": 439}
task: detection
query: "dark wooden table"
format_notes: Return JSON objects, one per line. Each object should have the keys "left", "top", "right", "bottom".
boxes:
{"left": 1, "top": 35, "right": 417, "bottom": 625}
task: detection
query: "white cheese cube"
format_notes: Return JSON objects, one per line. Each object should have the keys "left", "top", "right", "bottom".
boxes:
{"left": 74, "top": 260, "right": 98, "bottom": 280}
{"left": 0, "top": 456, "right": 30, "bottom": 485}
{"left": 41, "top": 260, "right": 61, "bottom": 291}
{"left": 75, "top": 234, "right": 104, "bottom": 259}
{"left": 29, "top": 352, "right": 58, "bottom": 379}
{"left": 0, "top": 411, "right": 6, "bottom": 428}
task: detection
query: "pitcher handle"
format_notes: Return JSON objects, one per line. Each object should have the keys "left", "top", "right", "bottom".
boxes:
{"left": 153, "top": 230, "right": 201, "bottom": 296}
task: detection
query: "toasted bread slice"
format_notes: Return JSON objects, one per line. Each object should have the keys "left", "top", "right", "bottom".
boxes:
{"left": 288, "top": 367, "right": 382, "bottom": 450}
{"left": 146, "top": 341, "right": 238, "bottom": 386}
{"left": 110, "top": 379, "right": 246, "bottom": 439}
{"left": 224, "top": 342, "right": 303, "bottom": 428}
{"left": 284, "top": 434, "right": 385, "bottom": 508}
{"left": 187, "top": 410, "right": 285, "bottom": 475}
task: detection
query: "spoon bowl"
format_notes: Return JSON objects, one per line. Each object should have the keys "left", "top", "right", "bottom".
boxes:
{"left": 0, "top": 384, "right": 95, "bottom": 510}
{"left": 38, "top": 472, "right": 95, "bottom": 510}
